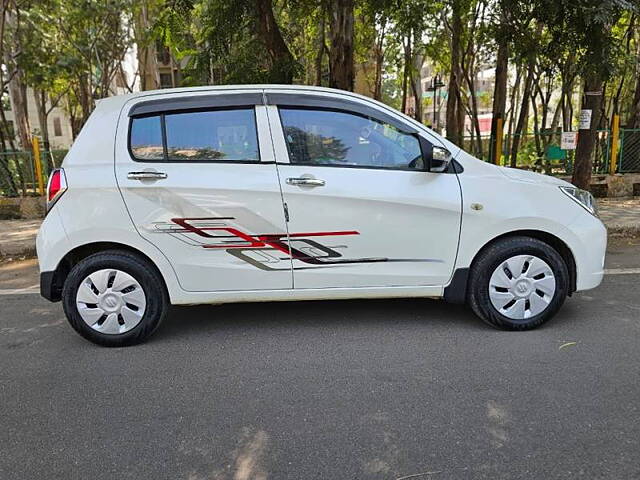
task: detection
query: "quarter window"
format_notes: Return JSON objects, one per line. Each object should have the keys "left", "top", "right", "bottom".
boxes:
{"left": 129, "top": 108, "right": 259, "bottom": 162}
{"left": 279, "top": 108, "right": 424, "bottom": 170}
{"left": 130, "top": 115, "right": 164, "bottom": 160}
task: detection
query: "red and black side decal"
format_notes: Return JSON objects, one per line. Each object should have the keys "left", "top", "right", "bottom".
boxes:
{"left": 154, "top": 217, "right": 438, "bottom": 271}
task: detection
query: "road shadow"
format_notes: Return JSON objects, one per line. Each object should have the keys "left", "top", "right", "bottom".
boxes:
{"left": 153, "top": 296, "right": 483, "bottom": 342}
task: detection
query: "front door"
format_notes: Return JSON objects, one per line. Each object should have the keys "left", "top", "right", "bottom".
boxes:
{"left": 115, "top": 92, "right": 292, "bottom": 292}
{"left": 266, "top": 97, "right": 461, "bottom": 289}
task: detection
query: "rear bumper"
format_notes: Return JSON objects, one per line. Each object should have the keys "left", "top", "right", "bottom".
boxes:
{"left": 40, "top": 271, "right": 61, "bottom": 302}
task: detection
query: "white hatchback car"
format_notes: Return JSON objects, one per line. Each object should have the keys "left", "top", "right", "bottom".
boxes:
{"left": 37, "top": 85, "right": 606, "bottom": 346}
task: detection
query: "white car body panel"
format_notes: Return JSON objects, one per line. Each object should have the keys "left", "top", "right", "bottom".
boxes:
{"left": 114, "top": 90, "right": 292, "bottom": 292}
{"left": 36, "top": 84, "right": 607, "bottom": 309}
{"left": 264, "top": 97, "right": 461, "bottom": 288}
{"left": 454, "top": 150, "right": 606, "bottom": 290}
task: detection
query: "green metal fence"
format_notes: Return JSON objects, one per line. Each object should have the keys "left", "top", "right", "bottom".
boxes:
{"left": 463, "top": 130, "right": 612, "bottom": 175}
{"left": 0, "top": 150, "right": 67, "bottom": 197}
{"left": 2, "top": 129, "right": 639, "bottom": 197}
{"left": 619, "top": 128, "right": 640, "bottom": 173}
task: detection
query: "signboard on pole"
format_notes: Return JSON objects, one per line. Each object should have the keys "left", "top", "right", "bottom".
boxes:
{"left": 561, "top": 131, "right": 578, "bottom": 150}
{"left": 579, "top": 110, "right": 592, "bottom": 130}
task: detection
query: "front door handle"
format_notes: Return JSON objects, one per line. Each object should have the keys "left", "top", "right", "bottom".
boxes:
{"left": 286, "top": 177, "right": 326, "bottom": 187}
{"left": 127, "top": 171, "right": 167, "bottom": 181}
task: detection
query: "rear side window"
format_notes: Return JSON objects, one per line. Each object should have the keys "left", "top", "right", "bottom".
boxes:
{"left": 129, "top": 108, "right": 259, "bottom": 162}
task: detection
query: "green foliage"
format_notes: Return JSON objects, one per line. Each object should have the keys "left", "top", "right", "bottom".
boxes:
{"left": 3, "top": 0, "right": 640, "bottom": 157}
{"left": 155, "top": 0, "right": 301, "bottom": 85}
{"left": 533, "top": 0, "right": 637, "bottom": 80}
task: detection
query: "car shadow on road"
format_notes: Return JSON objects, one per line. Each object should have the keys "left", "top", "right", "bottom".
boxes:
{"left": 152, "top": 297, "right": 485, "bottom": 342}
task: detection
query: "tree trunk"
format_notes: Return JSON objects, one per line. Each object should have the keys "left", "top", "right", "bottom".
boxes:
{"left": 0, "top": 108, "right": 18, "bottom": 196}
{"left": 4, "top": 6, "right": 31, "bottom": 151}
{"left": 505, "top": 67, "right": 522, "bottom": 159}
{"left": 461, "top": 48, "right": 482, "bottom": 157}
{"left": 490, "top": 19, "right": 508, "bottom": 162}
{"left": 401, "top": 34, "right": 411, "bottom": 114}
{"left": 373, "top": 17, "right": 386, "bottom": 100}
{"left": 411, "top": 51, "right": 424, "bottom": 122}
{"left": 572, "top": 75, "right": 603, "bottom": 189}
{"left": 33, "top": 89, "right": 50, "bottom": 151}
{"left": 135, "top": 1, "right": 160, "bottom": 91}
{"left": 76, "top": 73, "right": 93, "bottom": 126}
{"left": 7, "top": 74, "right": 31, "bottom": 152}
{"left": 509, "top": 60, "right": 535, "bottom": 167}
{"left": 446, "top": 4, "right": 464, "bottom": 146}
{"left": 254, "top": 0, "right": 296, "bottom": 84}
{"left": 328, "top": 0, "right": 355, "bottom": 91}
{"left": 315, "top": 8, "right": 326, "bottom": 86}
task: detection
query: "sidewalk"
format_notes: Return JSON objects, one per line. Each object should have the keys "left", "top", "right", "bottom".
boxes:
{"left": 1, "top": 199, "right": 639, "bottom": 261}
{"left": 0, "top": 219, "right": 41, "bottom": 260}
{"left": 597, "top": 198, "right": 640, "bottom": 237}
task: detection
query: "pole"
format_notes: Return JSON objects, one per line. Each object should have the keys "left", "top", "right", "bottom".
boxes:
{"left": 609, "top": 114, "right": 619, "bottom": 175}
{"left": 32, "top": 136, "right": 44, "bottom": 196}
{"left": 433, "top": 86, "right": 437, "bottom": 129}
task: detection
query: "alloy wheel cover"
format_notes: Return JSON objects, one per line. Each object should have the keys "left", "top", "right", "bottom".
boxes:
{"left": 76, "top": 269, "right": 147, "bottom": 334}
{"left": 488, "top": 255, "right": 556, "bottom": 321}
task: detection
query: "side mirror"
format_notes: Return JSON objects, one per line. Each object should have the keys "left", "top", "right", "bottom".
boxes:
{"left": 419, "top": 137, "right": 452, "bottom": 173}
{"left": 430, "top": 146, "right": 452, "bottom": 173}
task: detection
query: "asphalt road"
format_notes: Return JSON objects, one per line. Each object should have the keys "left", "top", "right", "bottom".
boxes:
{"left": 1, "top": 240, "right": 639, "bottom": 480}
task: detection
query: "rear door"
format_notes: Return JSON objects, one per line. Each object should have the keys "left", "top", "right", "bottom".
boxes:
{"left": 266, "top": 90, "right": 462, "bottom": 289}
{"left": 115, "top": 90, "right": 293, "bottom": 292}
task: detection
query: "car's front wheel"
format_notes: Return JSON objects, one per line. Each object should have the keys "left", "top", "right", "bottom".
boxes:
{"left": 468, "top": 236, "right": 569, "bottom": 330}
{"left": 62, "top": 250, "right": 168, "bottom": 346}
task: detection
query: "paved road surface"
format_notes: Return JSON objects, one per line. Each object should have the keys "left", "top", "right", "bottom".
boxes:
{"left": 1, "top": 240, "right": 639, "bottom": 479}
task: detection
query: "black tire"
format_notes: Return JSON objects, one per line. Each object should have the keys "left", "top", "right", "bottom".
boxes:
{"left": 62, "top": 250, "right": 168, "bottom": 346}
{"left": 468, "top": 236, "right": 569, "bottom": 330}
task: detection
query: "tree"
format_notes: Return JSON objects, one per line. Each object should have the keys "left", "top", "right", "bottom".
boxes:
{"left": 444, "top": 0, "right": 470, "bottom": 145}
{"left": 328, "top": 0, "right": 355, "bottom": 91}
{"left": 133, "top": 0, "right": 162, "bottom": 91}
{"left": 535, "top": 0, "right": 634, "bottom": 189}
{"left": 175, "top": 0, "right": 298, "bottom": 85}
{"left": 49, "top": 0, "right": 135, "bottom": 131}
{"left": 4, "top": 0, "right": 31, "bottom": 152}
{"left": 489, "top": 0, "right": 513, "bottom": 163}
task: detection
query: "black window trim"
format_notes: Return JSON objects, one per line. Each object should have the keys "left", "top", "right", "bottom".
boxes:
{"left": 128, "top": 105, "right": 264, "bottom": 164}
{"left": 277, "top": 105, "right": 430, "bottom": 173}
{"left": 128, "top": 92, "right": 264, "bottom": 117}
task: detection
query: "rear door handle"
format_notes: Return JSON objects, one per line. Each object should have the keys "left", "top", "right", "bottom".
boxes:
{"left": 286, "top": 177, "right": 326, "bottom": 187}
{"left": 127, "top": 171, "right": 167, "bottom": 181}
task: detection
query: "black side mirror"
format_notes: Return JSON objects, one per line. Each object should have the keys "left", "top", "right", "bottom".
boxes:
{"left": 419, "top": 137, "right": 452, "bottom": 173}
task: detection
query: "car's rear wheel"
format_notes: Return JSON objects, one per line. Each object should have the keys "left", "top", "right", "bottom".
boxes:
{"left": 62, "top": 250, "right": 168, "bottom": 346}
{"left": 468, "top": 236, "right": 569, "bottom": 330}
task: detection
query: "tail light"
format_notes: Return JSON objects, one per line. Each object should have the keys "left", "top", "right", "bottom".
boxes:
{"left": 46, "top": 168, "right": 67, "bottom": 212}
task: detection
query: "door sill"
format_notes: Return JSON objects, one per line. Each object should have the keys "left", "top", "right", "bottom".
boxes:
{"left": 171, "top": 284, "right": 444, "bottom": 305}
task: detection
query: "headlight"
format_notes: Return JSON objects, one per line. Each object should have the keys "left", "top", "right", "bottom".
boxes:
{"left": 559, "top": 186, "right": 598, "bottom": 217}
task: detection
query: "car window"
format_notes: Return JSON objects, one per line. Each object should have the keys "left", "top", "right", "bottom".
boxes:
{"left": 129, "top": 108, "right": 260, "bottom": 162}
{"left": 165, "top": 109, "right": 259, "bottom": 162}
{"left": 279, "top": 108, "right": 424, "bottom": 170}
{"left": 130, "top": 115, "right": 164, "bottom": 160}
